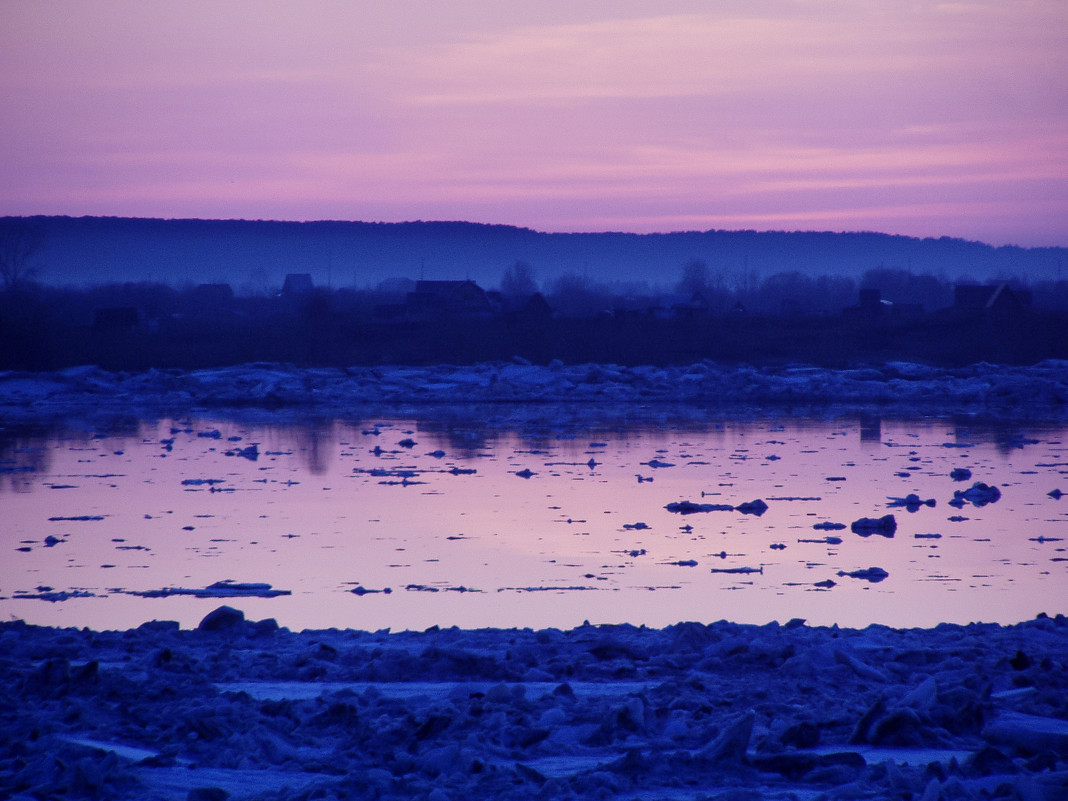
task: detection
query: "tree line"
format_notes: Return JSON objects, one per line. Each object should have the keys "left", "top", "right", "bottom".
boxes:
{"left": 2, "top": 221, "right": 1067, "bottom": 371}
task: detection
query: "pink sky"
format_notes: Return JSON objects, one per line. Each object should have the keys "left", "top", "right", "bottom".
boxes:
{"left": 2, "top": 1, "right": 1066, "bottom": 246}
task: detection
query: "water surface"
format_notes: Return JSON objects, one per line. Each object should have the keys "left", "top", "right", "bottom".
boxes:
{"left": 3, "top": 409, "right": 1066, "bottom": 630}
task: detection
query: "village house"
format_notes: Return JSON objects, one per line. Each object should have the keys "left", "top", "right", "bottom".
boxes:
{"left": 511, "top": 292, "right": 553, "bottom": 323}
{"left": 953, "top": 283, "right": 1032, "bottom": 313}
{"left": 405, "top": 280, "right": 497, "bottom": 320}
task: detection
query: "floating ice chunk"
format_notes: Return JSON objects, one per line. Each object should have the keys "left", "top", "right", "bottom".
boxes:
{"left": 736, "top": 499, "right": 768, "bottom": 516}
{"left": 851, "top": 515, "right": 897, "bottom": 537}
{"left": 664, "top": 500, "right": 733, "bottom": 514}
{"left": 350, "top": 586, "right": 392, "bottom": 596}
{"left": 14, "top": 589, "right": 98, "bottom": 602}
{"left": 951, "top": 481, "right": 1001, "bottom": 507}
{"left": 124, "top": 581, "right": 291, "bottom": 599}
{"left": 887, "top": 494, "right": 936, "bottom": 511}
{"left": 225, "top": 443, "right": 258, "bottom": 460}
{"left": 837, "top": 566, "right": 889, "bottom": 582}
{"left": 642, "top": 458, "right": 675, "bottom": 468}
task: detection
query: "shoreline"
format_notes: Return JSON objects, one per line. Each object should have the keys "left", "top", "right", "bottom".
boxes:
{"left": 4, "top": 610, "right": 1067, "bottom": 800}
{"left": 2, "top": 360, "right": 1067, "bottom": 424}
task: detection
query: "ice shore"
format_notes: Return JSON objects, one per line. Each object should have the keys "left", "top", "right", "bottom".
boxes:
{"left": 1, "top": 359, "right": 1067, "bottom": 422}
{"left": 3, "top": 610, "right": 1066, "bottom": 800}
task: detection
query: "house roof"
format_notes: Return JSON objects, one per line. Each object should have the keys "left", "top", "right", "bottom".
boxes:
{"left": 413, "top": 280, "right": 479, "bottom": 296}
{"left": 407, "top": 279, "right": 492, "bottom": 314}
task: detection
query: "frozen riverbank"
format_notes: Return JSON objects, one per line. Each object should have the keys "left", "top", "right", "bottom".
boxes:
{"left": 3, "top": 610, "right": 1067, "bottom": 800}
{"left": 1, "top": 359, "right": 1067, "bottom": 423}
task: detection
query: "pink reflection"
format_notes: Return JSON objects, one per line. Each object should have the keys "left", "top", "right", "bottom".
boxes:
{"left": 1, "top": 414, "right": 1065, "bottom": 631}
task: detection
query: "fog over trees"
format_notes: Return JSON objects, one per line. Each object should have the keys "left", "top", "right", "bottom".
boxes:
{"left": 5, "top": 216, "right": 1065, "bottom": 290}
{"left": 2, "top": 215, "right": 1066, "bottom": 372}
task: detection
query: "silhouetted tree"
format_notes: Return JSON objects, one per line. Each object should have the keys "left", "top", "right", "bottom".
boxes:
{"left": 548, "top": 272, "right": 604, "bottom": 317}
{"left": 240, "top": 267, "right": 272, "bottom": 298}
{"left": 500, "top": 260, "right": 538, "bottom": 299}
{"left": 0, "top": 221, "right": 45, "bottom": 292}
{"left": 676, "top": 259, "right": 710, "bottom": 295}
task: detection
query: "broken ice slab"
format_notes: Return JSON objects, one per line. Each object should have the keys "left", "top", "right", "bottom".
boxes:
{"left": 802, "top": 744, "right": 974, "bottom": 767}
{"left": 57, "top": 734, "right": 190, "bottom": 765}
{"left": 983, "top": 711, "right": 1068, "bottom": 755}
{"left": 216, "top": 679, "right": 652, "bottom": 702}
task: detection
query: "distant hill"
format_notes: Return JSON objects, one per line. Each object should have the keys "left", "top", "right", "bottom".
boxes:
{"left": 6, "top": 215, "right": 1066, "bottom": 291}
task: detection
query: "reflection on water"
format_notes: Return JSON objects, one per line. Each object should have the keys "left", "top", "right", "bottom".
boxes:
{"left": 2, "top": 408, "right": 1066, "bottom": 631}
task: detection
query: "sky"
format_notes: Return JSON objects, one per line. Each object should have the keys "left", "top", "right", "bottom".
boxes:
{"left": 1, "top": 0, "right": 1066, "bottom": 247}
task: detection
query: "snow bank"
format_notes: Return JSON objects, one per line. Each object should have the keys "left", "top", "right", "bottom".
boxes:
{"left": 3, "top": 612, "right": 1066, "bottom": 800}
{"left": 1, "top": 359, "right": 1066, "bottom": 421}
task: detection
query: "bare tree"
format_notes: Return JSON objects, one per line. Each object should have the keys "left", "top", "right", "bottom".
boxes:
{"left": 0, "top": 221, "right": 45, "bottom": 292}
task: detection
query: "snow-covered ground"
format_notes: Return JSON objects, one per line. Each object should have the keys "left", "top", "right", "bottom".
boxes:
{"left": 1, "top": 359, "right": 1067, "bottom": 422}
{"left": 2, "top": 609, "right": 1066, "bottom": 800}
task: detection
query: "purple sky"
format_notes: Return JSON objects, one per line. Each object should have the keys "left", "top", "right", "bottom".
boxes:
{"left": 2, "top": 1, "right": 1066, "bottom": 246}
